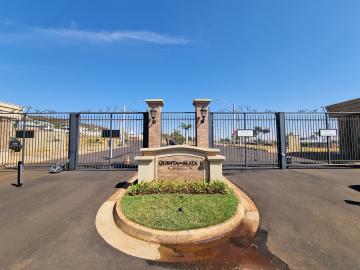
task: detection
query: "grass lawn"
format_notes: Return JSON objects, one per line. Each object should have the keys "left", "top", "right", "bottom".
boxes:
{"left": 121, "top": 192, "right": 238, "bottom": 231}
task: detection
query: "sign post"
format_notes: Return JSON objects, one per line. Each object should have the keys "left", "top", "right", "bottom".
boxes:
{"left": 320, "top": 128, "right": 337, "bottom": 164}
{"left": 237, "top": 128, "right": 254, "bottom": 168}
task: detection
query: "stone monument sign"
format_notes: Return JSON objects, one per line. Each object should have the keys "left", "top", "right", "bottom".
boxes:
{"left": 135, "top": 145, "right": 225, "bottom": 182}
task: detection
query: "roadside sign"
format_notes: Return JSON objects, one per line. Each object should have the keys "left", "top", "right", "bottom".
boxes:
{"left": 319, "top": 129, "right": 337, "bottom": 137}
{"left": 237, "top": 129, "right": 254, "bottom": 137}
{"left": 16, "top": 130, "right": 34, "bottom": 138}
{"left": 102, "top": 130, "right": 121, "bottom": 138}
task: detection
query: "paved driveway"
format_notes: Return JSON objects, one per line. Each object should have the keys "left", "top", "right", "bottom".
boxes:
{"left": 0, "top": 170, "right": 164, "bottom": 270}
{"left": 0, "top": 169, "right": 359, "bottom": 270}
{"left": 226, "top": 169, "right": 360, "bottom": 270}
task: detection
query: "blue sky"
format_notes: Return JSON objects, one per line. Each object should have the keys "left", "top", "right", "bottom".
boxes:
{"left": 0, "top": 0, "right": 359, "bottom": 112}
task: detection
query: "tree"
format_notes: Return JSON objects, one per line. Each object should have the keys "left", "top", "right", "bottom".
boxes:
{"left": 170, "top": 130, "right": 185, "bottom": 145}
{"left": 180, "top": 123, "right": 192, "bottom": 145}
{"left": 253, "top": 126, "right": 263, "bottom": 139}
{"left": 253, "top": 126, "right": 271, "bottom": 145}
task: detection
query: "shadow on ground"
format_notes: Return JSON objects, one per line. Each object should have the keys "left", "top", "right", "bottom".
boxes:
{"left": 345, "top": 185, "right": 360, "bottom": 206}
{"left": 349, "top": 185, "right": 360, "bottom": 192}
{"left": 146, "top": 229, "right": 289, "bottom": 270}
{"left": 114, "top": 181, "right": 132, "bottom": 189}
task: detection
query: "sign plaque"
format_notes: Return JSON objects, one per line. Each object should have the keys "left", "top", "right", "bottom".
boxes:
{"left": 237, "top": 129, "right": 254, "bottom": 137}
{"left": 157, "top": 155, "right": 205, "bottom": 181}
{"left": 319, "top": 129, "right": 337, "bottom": 137}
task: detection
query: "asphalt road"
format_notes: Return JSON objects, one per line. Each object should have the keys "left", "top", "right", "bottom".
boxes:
{"left": 0, "top": 169, "right": 359, "bottom": 270}
{"left": 226, "top": 169, "right": 360, "bottom": 270}
{"left": 76, "top": 140, "right": 142, "bottom": 167}
{"left": 0, "top": 170, "right": 161, "bottom": 270}
{"left": 217, "top": 144, "right": 278, "bottom": 167}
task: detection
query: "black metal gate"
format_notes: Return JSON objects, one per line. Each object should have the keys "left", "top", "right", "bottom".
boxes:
{"left": 211, "top": 112, "right": 279, "bottom": 168}
{"left": 0, "top": 113, "right": 70, "bottom": 169}
{"left": 161, "top": 112, "right": 196, "bottom": 146}
{"left": 285, "top": 112, "right": 360, "bottom": 166}
{"left": 1, "top": 111, "right": 359, "bottom": 170}
{"left": 0, "top": 112, "right": 144, "bottom": 170}
{"left": 76, "top": 113, "right": 145, "bottom": 170}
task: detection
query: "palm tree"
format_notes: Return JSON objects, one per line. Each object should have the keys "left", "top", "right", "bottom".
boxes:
{"left": 262, "top": 128, "right": 271, "bottom": 144}
{"left": 180, "top": 123, "right": 192, "bottom": 145}
{"left": 253, "top": 126, "right": 271, "bottom": 144}
{"left": 253, "top": 126, "right": 271, "bottom": 162}
{"left": 253, "top": 126, "right": 263, "bottom": 144}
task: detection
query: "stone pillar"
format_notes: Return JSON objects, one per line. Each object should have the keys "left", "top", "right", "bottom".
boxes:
{"left": 145, "top": 99, "right": 164, "bottom": 148}
{"left": 193, "top": 99, "right": 211, "bottom": 148}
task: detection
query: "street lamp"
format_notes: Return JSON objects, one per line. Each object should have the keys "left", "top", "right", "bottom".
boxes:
{"left": 200, "top": 106, "right": 207, "bottom": 123}
{"left": 150, "top": 106, "right": 157, "bottom": 123}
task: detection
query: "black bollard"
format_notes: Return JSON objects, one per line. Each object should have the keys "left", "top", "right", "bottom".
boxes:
{"left": 17, "top": 161, "right": 24, "bottom": 187}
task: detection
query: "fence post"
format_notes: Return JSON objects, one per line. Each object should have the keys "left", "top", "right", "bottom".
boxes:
{"left": 276, "top": 112, "right": 287, "bottom": 169}
{"left": 21, "top": 113, "right": 26, "bottom": 165}
{"left": 143, "top": 112, "right": 149, "bottom": 148}
{"left": 68, "top": 113, "right": 79, "bottom": 170}
{"left": 325, "top": 113, "right": 331, "bottom": 164}
{"left": 244, "top": 113, "right": 248, "bottom": 168}
{"left": 208, "top": 111, "right": 214, "bottom": 148}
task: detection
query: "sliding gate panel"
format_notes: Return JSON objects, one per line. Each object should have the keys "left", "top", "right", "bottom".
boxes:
{"left": 285, "top": 113, "right": 360, "bottom": 166}
{"left": 76, "top": 113, "right": 144, "bottom": 169}
{"left": 211, "top": 113, "right": 278, "bottom": 168}
{"left": 0, "top": 113, "right": 69, "bottom": 169}
{"left": 0, "top": 113, "right": 22, "bottom": 169}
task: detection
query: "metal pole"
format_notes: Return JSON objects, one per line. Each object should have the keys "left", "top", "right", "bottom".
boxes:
{"left": 108, "top": 113, "right": 113, "bottom": 168}
{"left": 232, "top": 104, "right": 236, "bottom": 144}
{"left": 276, "top": 112, "right": 287, "bottom": 169}
{"left": 122, "top": 105, "right": 126, "bottom": 147}
{"left": 209, "top": 112, "right": 214, "bottom": 148}
{"left": 68, "top": 113, "right": 79, "bottom": 170}
{"left": 17, "top": 160, "right": 24, "bottom": 187}
{"left": 142, "top": 112, "right": 149, "bottom": 148}
{"left": 244, "top": 113, "right": 247, "bottom": 168}
{"left": 325, "top": 113, "right": 331, "bottom": 164}
{"left": 21, "top": 113, "right": 26, "bottom": 166}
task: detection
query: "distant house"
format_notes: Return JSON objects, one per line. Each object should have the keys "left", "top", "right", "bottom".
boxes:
{"left": 326, "top": 98, "right": 360, "bottom": 160}
{"left": 0, "top": 102, "right": 23, "bottom": 151}
{"left": 0, "top": 101, "right": 23, "bottom": 114}
{"left": 326, "top": 98, "right": 360, "bottom": 113}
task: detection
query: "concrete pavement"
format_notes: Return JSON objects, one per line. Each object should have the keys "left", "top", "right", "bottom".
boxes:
{"left": 226, "top": 168, "right": 360, "bottom": 270}
{"left": 0, "top": 170, "right": 164, "bottom": 270}
{"left": 0, "top": 169, "right": 359, "bottom": 269}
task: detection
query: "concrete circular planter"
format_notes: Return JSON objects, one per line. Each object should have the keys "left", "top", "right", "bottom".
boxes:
{"left": 96, "top": 176, "right": 260, "bottom": 262}
{"left": 113, "top": 181, "right": 245, "bottom": 246}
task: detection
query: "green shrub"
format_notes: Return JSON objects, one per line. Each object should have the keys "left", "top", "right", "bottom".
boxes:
{"left": 127, "top": 180, "right": 230, "bottom": 196}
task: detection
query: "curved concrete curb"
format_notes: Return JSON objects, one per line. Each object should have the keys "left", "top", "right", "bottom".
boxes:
{"left": 95, "top": 175, "right": 260, "bottom": 262}
{"left": 224, "top": 177, "right": 260, "bottom": 240}
{"left": 114, "top": 186, "right": 245, "bottom": 245}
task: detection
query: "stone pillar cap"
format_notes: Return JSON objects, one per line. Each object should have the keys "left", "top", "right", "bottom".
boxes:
{"left": 145, "top": 99, "right": 164, "bottom": 106}
{"left": 192, "top": 99, "right": 211, "bottom": 106}
{"left": 207, "top": 155, "right": 226, "bottom": 161}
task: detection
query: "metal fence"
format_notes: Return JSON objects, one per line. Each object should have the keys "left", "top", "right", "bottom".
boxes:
{"left": 285, "top": 112, "right": 360, "bottom": 166}
{"left": 0, "top": 112, "right": 144, "bottom": 170}
{"left": 161, "top": 112, "right": 196, "bottom": 146}
{"left": 1, "top": 111, "right": 359, "bottom": 170}
{"left": 211, "top": 112, "right": 279, "bottom": 168}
